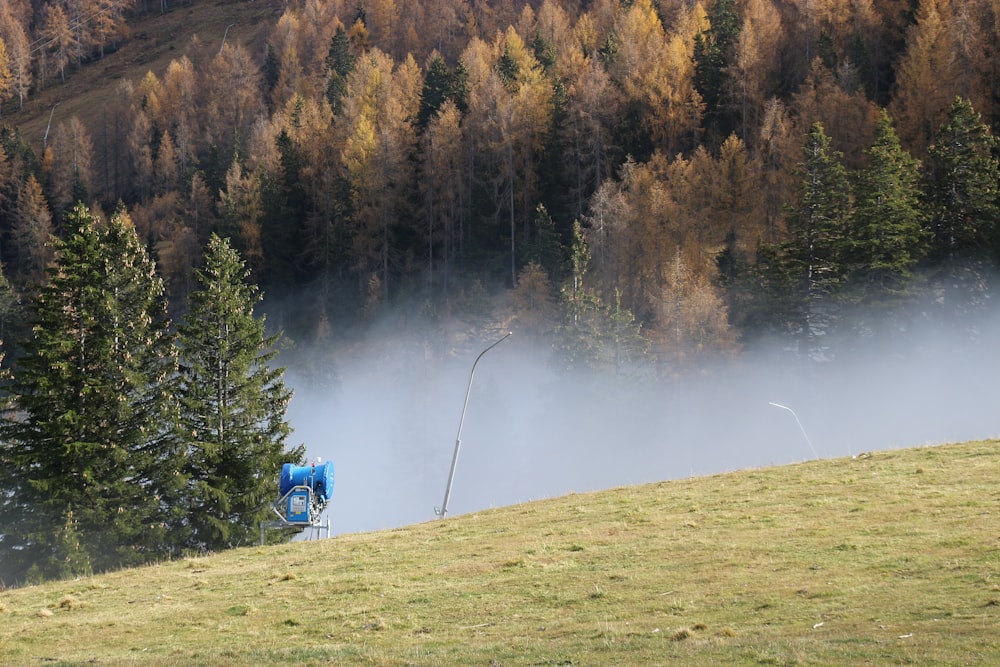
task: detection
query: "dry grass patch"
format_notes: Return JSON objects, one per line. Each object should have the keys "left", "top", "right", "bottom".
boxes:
{"left": 0, "top": 440, "right": 998, "bottom": 665}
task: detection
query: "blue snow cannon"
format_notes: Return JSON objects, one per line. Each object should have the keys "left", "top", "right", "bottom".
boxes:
{"left": 276, "top": 460, "right": 334, "bottom": 526}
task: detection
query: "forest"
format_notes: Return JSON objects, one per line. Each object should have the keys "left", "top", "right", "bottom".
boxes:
{"left": 0, "top": 0, "right": 998, "bottom": 374}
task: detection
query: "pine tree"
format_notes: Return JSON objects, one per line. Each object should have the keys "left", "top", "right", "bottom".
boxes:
{"left": 522, "top": 203, "right": 563, "bottom": 281}
{"left": 325, "top": 26, "right": 355, "bottom": 115}
{"left": 924, "top": 97, "right": 1000, "bottom": 261}
{"left": 176, "top": 234, "right": 303, "bottom": 551}
{"left": 417, "top": 54, "right": 452, "bottom": 130}
{"left": 0, "top": 204, "right": 181, "bottom": 583}
{"left": 922, "top": 96, "right": 1000, "bottom": 319}
{"left": 846, "top": 110, "right": 928, "bottom": 317}
{"left": 694, "top": 0, "right": 740, "bottom": 144}
{"left": 768, "top": 123, "right": 852, "bottom": 357}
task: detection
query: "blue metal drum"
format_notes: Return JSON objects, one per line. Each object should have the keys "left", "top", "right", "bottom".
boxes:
{"left": 280, "top": 461, "right": 335, "bottom": 503}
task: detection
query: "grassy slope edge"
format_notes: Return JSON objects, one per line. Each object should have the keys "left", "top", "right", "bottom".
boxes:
{"left": 0, "top": 440, "right": 997, "bottom": 666}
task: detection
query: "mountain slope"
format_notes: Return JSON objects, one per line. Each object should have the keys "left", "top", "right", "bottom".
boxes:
{"left": 8, "top": 0, "right": 285, "bottom": 155}
{"left": 1, "top": 440, "right": 997, "bottom": 665}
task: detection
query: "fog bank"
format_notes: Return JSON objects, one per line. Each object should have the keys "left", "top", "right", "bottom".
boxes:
{"left": 285, "top": 313, "right": 1000, "bottom": 537}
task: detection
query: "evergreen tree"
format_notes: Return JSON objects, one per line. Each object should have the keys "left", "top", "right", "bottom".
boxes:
{"left": 694, "top": 0, "right": 741, "bottom": 144}
{"left": 176, "top": 234, "right": 303, "bottom": 551}
{"left": 767, "top": 123, "right": 852, "bottom": 357}
{"left": 0, "top": 204, "right": 181, "bottom": 583}
{"left": 922, "top": 97, "right": 1000, "bottom": 319}
{"left": 924, "top": 97, "right": 1000, "bottom": 261}
{"left": 417, "top": 55, "right": 452, "bottom": 130}
{"left": 521, "top": 203, "right": 563, "bottom": 281}
{"left": 262, "top": 44, "right": 281, "bottom": 102}
{"left": 325, "top": 26, "right": 355, "bottom": 116}
{"left": 846, "top": 110, "right": 928, "bottom": 317}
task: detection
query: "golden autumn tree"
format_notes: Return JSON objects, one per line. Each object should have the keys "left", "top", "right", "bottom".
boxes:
{"left": 268, "top": 11, "right": 304, "bottom": 109}
{"left": 610, "top": 0, "right": 700, "bottom": 156}
{"left": 561, "top": 51, "right": 621, "bottom": 221}
{"left": 757, "top": 97, "right": 799, "bottom": 242}
{"left": 726, "top": 0, "right": 782, "bottom": 144}
{"left": 341, "top": 48, "right": 419, "bottom": 302}
{"left": 650, "top": 246, "right": 737, "bottom": 371}
{"left": 0, "top": 7, "right": 31, "bottom": 110}
{"left": 586, "top": 156, "right": 677, "bottom": 322}
{"left": 0, "top": 38, "right": 11, "bottom": 116}
{"left": 40, "top": 3, "right": 75, "bottom": 84}
{"left": 791, "top": 58, "right": 879, "bottom": 169}
{"left": 10, "top": 175, "right": 55, "bottom": 290}
{"left": 218, "top": 156, "right": 264, "bottom": 275}
{"left": 889, "top": 0, "right": 963, "bottom": 156}
{"left": 464, "top": 27, "right": 552, "bottom": 287}
{"left": 511, "top": 261, "right": 559, "bottom": 341}
{"left": 202, "top": 43, "right": 265, "bottom": 166}
{"left": 45, "top": 116, "right": 95, "bottom": 218}
{"left": 157, "top": 56, "right": 199, "bottom": 175}
{"left": 420, "top": 100, "right": 465, "bottom": 292}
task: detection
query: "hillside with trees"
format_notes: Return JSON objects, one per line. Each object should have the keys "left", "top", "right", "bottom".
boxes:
{"left": 2, "top": 0, "right": 1000, "bottom": 582}
{"left": 1, "top": 0, "right": 998, "bottom": 371}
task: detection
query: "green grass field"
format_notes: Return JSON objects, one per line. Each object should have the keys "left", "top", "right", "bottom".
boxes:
{"left": 1, "top": 440, "right": 997, "bottom": 666}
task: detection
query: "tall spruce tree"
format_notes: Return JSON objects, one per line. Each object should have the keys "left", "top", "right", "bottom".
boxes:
{"left": 767, "top": 123, "right": 852, "bottom": 358}
{"left": 694, "top": 0, "right": 741, "bottom": 144}
{"left": 925, "top": 97, "right": 1000, "bottom": 259}
{"left": 923, "top": 97, "right": 1000, "bottom": 320}
{"left": 325, "top": 26, "right": 356, "bottom": 116}
{"left": 0, "top": 204, "right": 181, "bottom": 583}
{"left": 176, "top": 234, "right": 303, "bottom": 551}
{"left": 846, "top": 110, "right": 928, "bottom": 318}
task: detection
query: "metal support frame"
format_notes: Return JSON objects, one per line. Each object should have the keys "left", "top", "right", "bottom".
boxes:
{"left": 259, "top": 483, "right": 332, "bottom": 545}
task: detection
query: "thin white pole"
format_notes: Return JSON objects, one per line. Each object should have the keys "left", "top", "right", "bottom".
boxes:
{"left": 436, "top": 332, "right": 512, "bottom": 518}
{"left": 769, "top": 402, "right": 819, "bottom": 458}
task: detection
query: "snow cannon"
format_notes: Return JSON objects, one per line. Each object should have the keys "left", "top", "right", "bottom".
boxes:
{"left": 272, "top": 460, "right": 335, "bottom": 527}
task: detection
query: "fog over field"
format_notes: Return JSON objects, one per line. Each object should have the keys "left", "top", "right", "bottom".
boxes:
{"left": 285, "top": 307, "right": 1000, "bottom": 537}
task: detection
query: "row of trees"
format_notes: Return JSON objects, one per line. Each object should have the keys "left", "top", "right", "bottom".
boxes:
{"left": 0, "top": 205, "right": 303, "bottom": 586}
{"left": 541, "top": 95, "right": 1000, "bottom": 371}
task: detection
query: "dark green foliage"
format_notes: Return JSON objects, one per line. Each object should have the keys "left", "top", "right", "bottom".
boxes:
{"left": 921, "top": 97, "right": 1000, "bottom": 320}
{"left": 417, "top": 55, "right": 467, "bottom": 129}
{"left": 262, "top": 44, "right": 281, "bottom": 103}
{"left": 522, "top": 203, "right": 564, "bottom": 282}
{"left": 532, "top": 30, "right": 556, "bottom": 73}
{"left": 763, "top": 123, "right": 851, "bottom": 355}
{"left": 176, "top": 234, "right": 303, "bottom": 551}
{"left": 496, "top": 44, "right": 519, "bottom": 92}
{"left": 694, "top": 0, "right": 741, "bottom": 144}
{"left": 450, "top": 61, "right": 470, "bottom": 113}
{"left": 598, "top": 31, "right": 618, "bottom": 68}
{"left": 924, "top": 97, "right": 1000, "bottom": 261}
{"left": 845, "top": 110, "right": 927, "bottom": 313}
{"left": 0, "top": 204, "right": 181, "bottom": 583}
{"left": 325, "top": 27, "right": 355, "bottom": 116}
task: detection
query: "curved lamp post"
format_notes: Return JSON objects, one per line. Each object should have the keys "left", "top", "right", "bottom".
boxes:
{"left": 768, "top": 401, "right": 819, "bottom": 459}
{"left": 435, "top": 331, "right": 512, "bottom": 519}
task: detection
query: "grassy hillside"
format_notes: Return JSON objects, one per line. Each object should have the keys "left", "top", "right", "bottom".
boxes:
{"left": 1, "top": 440, "right": 997, "bottom": 666}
